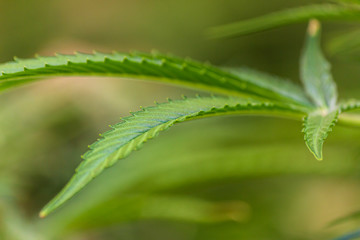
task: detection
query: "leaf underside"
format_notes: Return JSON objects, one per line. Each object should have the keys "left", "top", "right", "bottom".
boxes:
{"left": 300, "top": 19, "right": 340, "bottom": 160}
{"left": 40, "top": 96, "right": 303, "bottom": 217}
{"left": 206, "top": 4, "right": 360, "bottom": 38}
{"left": 303, "top": 109, "right": 339, "bottom": 160}
{"left": 0, "top": 52, "right": 311, "bottom": 107}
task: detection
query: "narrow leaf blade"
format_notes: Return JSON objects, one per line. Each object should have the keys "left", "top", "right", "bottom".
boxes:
{"left": 40, "top": 96, "right": 304, "bottom": 217}
{"left": 300, "top": 19, "right": 338, "bottom": 109}
{"left": 0, "top": 52, "right": 311, "bottom": 107}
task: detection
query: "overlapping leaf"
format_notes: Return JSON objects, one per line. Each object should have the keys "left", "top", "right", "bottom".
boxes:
{"left": 227, "top": 67, "right": 311, "bottom": 106}
{"left": 340, "top": 99, "right": 360, "bottom": 112}
{"left": 0, "top": 52, "right": 311, "bottom": 107}
{"left": 300, "top": 20, "right": 340, "bottom": 160}
{"left": 207, "top": 4, "right": 360, "bottom": 38}
{"left": 40, "top": 96, "right": 305, "bottom": 217}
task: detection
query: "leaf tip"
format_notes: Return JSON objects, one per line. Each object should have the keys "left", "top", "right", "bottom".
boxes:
{"left": 305, "top": 140, "right": 324, "bottom": 161}
{"left": 315, "top": 153, "right": 323, "bottom": 161}
{"left": 39, "top": 210, "right": 48, "bottom": 218}
{"left": 310, "top": 144, "right": 324, "bottom": 161}
{"left": 308, "top": 19, "right": 320, "bottom": 37}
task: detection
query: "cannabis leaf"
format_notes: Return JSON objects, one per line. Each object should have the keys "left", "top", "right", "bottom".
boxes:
{"left": 0, "top": 52, "right": 311, "bottom": 107}
{"left": 340, "top": 99, "right": 360, "bottom": 112}
{"left": 301, "top": 19, "right": 338, "bottom": 109}
{"left": 0, "top": 17, "right": 359, "bottom": 218}
{"left": 301, "top": 19, "right": 340, "bottom": 160}
{"left": 39, "top": 96, "right": 303, "bottom": 217}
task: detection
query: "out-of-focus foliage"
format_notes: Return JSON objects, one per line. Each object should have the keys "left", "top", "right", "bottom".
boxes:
{"left": 207, "top": 3, "right": 360, "bottom": 38}
{"left": 1, "top": 0, "right": 360, "bottom": 240}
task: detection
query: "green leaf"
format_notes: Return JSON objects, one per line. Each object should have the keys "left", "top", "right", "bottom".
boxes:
{"left": 226, "top": 67, "right": 312, "bottom": 107}
{"left": 40, "top": 96, "right": 304, "bottom": 217}
{"left": 206, "top": 4, "right": 360, "bottom": 38}
{"left": 0, "top": 52, "right": 311, "bottom": 107}
{"left": 337, "top": 100, "right": 360, "bottom": 126}
{"left": 301, "top": 19, "right": 338, "bottom": 109}
{"left": 40, "top": 117, "right": 360, "bottom": 237}
{"left": 340, "top": 99, "right": 360, "bottom": 112}
{"left": 303, "top": 109, "right": 339, "bottom": 160}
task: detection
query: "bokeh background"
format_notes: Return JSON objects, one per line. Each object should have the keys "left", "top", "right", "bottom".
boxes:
{"left": 1, "top": 0, "right": 360, "bottom": 239}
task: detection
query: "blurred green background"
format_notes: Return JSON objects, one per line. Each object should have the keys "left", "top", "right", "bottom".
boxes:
{"left": 1, "top": 0, "right": 360, "bottom": 239}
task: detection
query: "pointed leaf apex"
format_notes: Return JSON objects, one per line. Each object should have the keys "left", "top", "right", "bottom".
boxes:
{"left": 308, "top": 19, "right": 320, "bottom": 37}
{"left": 305, "top": 140, "right": 323, "bottom": 160}
{"left": 314, "top": 149, "right": 323, "bottom": 161}
{"left": 39, "top": 210, "right": 48, "bottom": 218}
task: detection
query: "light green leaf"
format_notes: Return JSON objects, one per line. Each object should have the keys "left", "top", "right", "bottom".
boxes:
{"left": 303, "top": 109, "right": 339, "bottom": 160}
{"left": 0, "top": 52, "right": 311, "bottom": 107}
{"left": 206, "top": 4, "right": 360, "bottom": 38}
{"left": 301, "top": 19, "right": 338, "bottom": 109}
{"left": 40, "top": 117, "right": 360, "bottom": 237}
{"left": 40, "top": 96, "right": 305, "bottom": 217}
{"left": 337, "top": 100, "right": 360, "bottom": 126}
{"left": 340, "top": 99, "right": 360, "bottom": 112}
{"left": 226, "top": 67, "right": 312, "bottom": 107}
